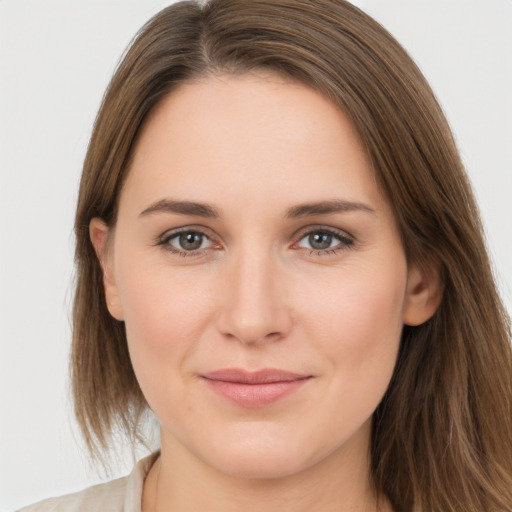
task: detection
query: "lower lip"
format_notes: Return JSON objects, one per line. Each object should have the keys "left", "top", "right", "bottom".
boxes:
{"left": 203, "top": 378, "right": 310, "bottom": 407}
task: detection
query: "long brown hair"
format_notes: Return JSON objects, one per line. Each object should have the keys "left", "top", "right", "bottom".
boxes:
{"left": 72, "top": 1, "right": 512, "bottom": 509}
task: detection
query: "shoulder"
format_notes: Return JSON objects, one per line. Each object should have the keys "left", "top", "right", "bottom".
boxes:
{"left": 17, "top": 476, "right": 128, "bottom": 512}
{"left": 16, "top": 452, "right": 159, "bottom": 512}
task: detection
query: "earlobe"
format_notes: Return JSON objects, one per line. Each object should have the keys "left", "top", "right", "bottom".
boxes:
{"left": 89, "top": 218, "right": 124, "bottom": 321}
{"left": 403, "top": 263, "right": 443, "bottom": 326}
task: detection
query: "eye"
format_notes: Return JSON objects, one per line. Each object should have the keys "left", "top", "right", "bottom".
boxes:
{"left": 160, "top": 230, "right": 214, "bottom": 255}
{"left": 296, "top": 228, "right": 354, "bottom": 253}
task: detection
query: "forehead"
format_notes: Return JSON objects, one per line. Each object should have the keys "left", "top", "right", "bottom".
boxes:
{"left": 122, "top": 72, "right": 386, "bottom": 215}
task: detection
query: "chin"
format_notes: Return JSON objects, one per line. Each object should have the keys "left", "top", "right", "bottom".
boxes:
{"left": 194, "top": 427, "right": 338, "bottom": 480}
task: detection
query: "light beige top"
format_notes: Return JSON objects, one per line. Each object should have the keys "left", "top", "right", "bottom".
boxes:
{"left": 17, "top": 453, "right": 159, "bottom": 512}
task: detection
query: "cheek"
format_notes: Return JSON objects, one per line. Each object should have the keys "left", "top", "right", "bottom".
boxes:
{"left": 117, "top": 245, "right": 215, "bottom": 334}
{"left": 115, "top": 260, "right": 217, "bottom": 397}
{"left": 302, "top": 261, "right": 405, "bottom": 337}
{"left": 298, "top": 262, "right": 406, "bottom": 408}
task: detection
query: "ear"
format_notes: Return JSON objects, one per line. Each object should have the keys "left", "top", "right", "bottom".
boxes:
{"left": 403, "top": 262, "right": 443, "bottom": 326}
{"left": 89, "top": 218, "right": 124, "bottom": 321}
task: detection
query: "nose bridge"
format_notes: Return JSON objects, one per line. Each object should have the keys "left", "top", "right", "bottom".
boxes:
{"left": 217, "top": 243, "right": 291, "bottom": 344}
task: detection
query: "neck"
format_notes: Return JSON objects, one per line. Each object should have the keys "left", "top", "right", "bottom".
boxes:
{"left": 142, "top": 425, "right": 392, "bottom": 512}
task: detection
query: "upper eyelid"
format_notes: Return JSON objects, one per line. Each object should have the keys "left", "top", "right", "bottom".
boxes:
{"left": 158, "top": 225, "right": 216, "bottom": 242}
{"left": 155, "top": 224, "right": 355, "bottom": 249}
{"left": 292, "top": 224, "right": 354, "bottom": 242}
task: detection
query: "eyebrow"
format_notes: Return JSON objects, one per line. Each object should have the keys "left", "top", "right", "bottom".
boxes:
{"left": 138, "top": 198, "right": 375, "bottom": 220}
{"left": 285, "top": 199, "right": 375, "bottom": 218}
{"left": 139, "top": 199, "right": 220, "bottom": 218}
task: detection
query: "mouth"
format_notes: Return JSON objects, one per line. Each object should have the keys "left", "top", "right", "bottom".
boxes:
{"left": 200, "top": 368, "right": 313, "bottom": 407}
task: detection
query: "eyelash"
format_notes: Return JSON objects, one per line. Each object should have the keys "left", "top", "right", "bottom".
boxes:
{"left": 156, "top": 226, "right": 355, "bottom": 258}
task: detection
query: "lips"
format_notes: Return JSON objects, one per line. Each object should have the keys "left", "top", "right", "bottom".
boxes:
{"left": 200, "top": 368, "right": 312, "bottom": 407}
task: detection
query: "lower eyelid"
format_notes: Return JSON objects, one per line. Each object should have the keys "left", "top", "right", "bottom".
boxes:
{"left": 156, "top": 227, "right": 353, "bottom": 256}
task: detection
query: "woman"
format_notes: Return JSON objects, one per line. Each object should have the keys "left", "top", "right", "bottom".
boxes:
{"left": 20, "top": 0, "right": 512, "bottom": 510}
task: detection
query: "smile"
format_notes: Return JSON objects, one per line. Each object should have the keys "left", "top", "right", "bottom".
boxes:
{"left": 200, "top": 368, "right": 313, "bottom": 407}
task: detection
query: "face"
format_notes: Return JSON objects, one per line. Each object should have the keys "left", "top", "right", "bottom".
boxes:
{"left": 92, "top": 72, "right": 437, "bottom": 481}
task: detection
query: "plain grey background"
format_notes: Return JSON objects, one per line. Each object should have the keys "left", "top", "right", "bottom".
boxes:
{"left": 1, "top": 1, "right": 511, "bottom": 510}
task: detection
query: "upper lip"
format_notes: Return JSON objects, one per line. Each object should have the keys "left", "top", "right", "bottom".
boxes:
{"left": 201, "top": 368, "right": 311, "bottom": 384}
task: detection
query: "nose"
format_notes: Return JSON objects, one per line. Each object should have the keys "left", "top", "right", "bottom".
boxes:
{"left": 216, "top": 249, "right": 293, "bottom": 345}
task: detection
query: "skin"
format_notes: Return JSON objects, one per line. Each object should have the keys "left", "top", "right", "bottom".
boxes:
{"left": 91, "top": 72, "right": 441, "bottom": 512}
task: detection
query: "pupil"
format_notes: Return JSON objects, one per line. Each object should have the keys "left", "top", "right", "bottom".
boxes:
{"left": 179, "top": 232, "right": 203, "bottom": 250}
{"left": 309, "top": 232, "right": 332, "bottom": 250}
